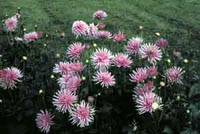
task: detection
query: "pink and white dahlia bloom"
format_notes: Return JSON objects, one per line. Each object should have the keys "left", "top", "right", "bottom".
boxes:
{"left": 69, "top": 62, "right": 84, "bottom": 73}
{"left": 87, "top": 23, "right": 98, "bottom": 39}
{"left": 96, "top": 31, "right": 112, "bottom": 39}
{"left": 97, "top": 22, "right": 106, "bottom": 30}
{"left": 93, "top": 10, "right": 107, "bottom": 20}
{"left": 129, "top": 68, "right": 148, "bottom": 83}
{"left": 35, "top": 110, "right": 54, "bottom": 133}
{"left": 155, "top": 38, "right": 168, "bottom": 48}
{"left": 93, "top": 71, "right": 115, "bottom": 88}
{"left": 139, "top": 44, "right": 162, "bottom": 64}
{"left": 134, "top": 81, "right": 154, "bottom": 96}
{"left": 166, "top": 66, "right": 184, "bottom": 84}
{"left": 67, "top": 42, "right": 85, "bottom": 60}
{"left": 113, "top": 32, "right": 125, "bottom": 42}
{"left": 126, "top": 37, "right": 143, "bottom": 54}
{"left": 0, "top": 67, "right": 23, "bottom": 89}
{"left": 135, "top": 92, "right": 163, "bottom": 114}
{"left": 70, "top": 100, "right": 95, "bottom": 127}
{"left": 5, "top": 15, "right": 18, "bottom": 31}
{"left": 58, "top": 75, "right": 81, "bottom": 92}
{"left": 53, "top": 62, "right": 71, "bottom": 74}
{"left": 24, "top": 32, "right": 39, "bottom": 42}
{"left": 53, "top": 89, "right": 77, "bottom": 113}
{"left": 91, "top": 48, "right": 113, "bottom": 69}
{"left": 147, "top": 66, "right": 158, "bottom": 77}
{"left": 112, "top": 53, "right": 132, "bottom": 68}
{"left": 72, "top": 20, "right": 89, "bottom": 37}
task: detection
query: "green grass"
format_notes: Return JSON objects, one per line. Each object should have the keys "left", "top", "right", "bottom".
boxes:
{"left": 1, "top": 0, "right": 200, "bottom": 70}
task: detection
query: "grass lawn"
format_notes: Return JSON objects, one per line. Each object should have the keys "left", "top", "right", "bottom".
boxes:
{"left": 1, "top": 0, "right": 200, "bottom": 71}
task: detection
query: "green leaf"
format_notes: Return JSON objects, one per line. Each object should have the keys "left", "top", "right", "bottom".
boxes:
{"left": 189, "top": 83, "right": 200, "bottom": 98}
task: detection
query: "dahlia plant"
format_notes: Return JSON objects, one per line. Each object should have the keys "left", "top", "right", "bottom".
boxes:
{"left": 0, "top": 9, "right": 194, "bottom": 134}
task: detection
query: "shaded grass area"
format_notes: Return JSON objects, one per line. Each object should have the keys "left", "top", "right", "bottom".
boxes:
{"left": 1, "top": 0, "right": 200, "bottom": 70}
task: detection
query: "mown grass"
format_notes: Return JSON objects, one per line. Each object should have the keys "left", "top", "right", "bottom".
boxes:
{"left": 1, "top": 0, "right": 200, "bottom": 71}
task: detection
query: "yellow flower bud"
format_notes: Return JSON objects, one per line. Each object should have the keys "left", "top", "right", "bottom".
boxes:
{"left": 155, "top": 32, "right": 160, "bottom": 36}
{"left": 184, "top": 59, "right": 188, "bottom": 64}
{"left": 93, "top": 43, "right": 97, "bottom": 47}
{"left": 22, "top": 56, "right": 27, "bottom": 61}
{"left": 160, "top": 81, "right": 165, "bottom": 87}
{"left": 39, "top": 89, "right": 43, "bottom": 94}
{"left": 50, "top": 75, "right": 55, "bottom": 79}
{"left": 82, "top": 76, "right": 86, "bottom": 81}
{"left": 152, "top": 102, "right": 159, "bottom": 110}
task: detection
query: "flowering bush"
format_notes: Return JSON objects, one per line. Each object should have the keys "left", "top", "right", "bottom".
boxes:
{"left": 0, "top": 9, "right": 199, "bottom": 134}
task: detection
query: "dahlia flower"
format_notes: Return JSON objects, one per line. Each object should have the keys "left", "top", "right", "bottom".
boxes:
{"left": 166, "top": 66, "right": 184, "bottom": 84}
{"left": 67, "top": 42, "right": 85, "bottom": 60}
{"left": 147, "top": 66, "right": 158, "bottom": 77}
{"left": 53, "top": 62, "right": 71, "bottom": 74}
{"left": 129, "top": 68, "right": 148, "bottom": 83}
{"left": 0, "top": 67, "right": 23, "bottom": 89}
{"left": 69, "top": 100, "right": 95, "bottom": 127}
{"left": 112, "top": 53, "right": 132, "bottom": 68}
{"left": 96, "top": 31, "right": 112, "bottom": 39}
{"left": 87, "top": 23, "right": 98, "bottom": 39}
{"left": 35, "top": 110, "right": 54, "bottom": 133}
{"left": 69, "top": 62, "right": 84, "bottom": 73}
{"left": 5, "top": 15, "right": 18, "bottom": 31}
{"left": 91, "top": 48, "right": 113, "bottom": 69}
{"left": 113, "top": 32, "right": 125, "bottom": 42}
{"left": 53, "top": 89, "right": 77, "bottom": 113}
{"left": 97, "top": 22, "right": 106, "bottom": 30}
{"left": 134, "top": 81, "right": 154, "bottom": 96}
{"left": 126, "top": 37, "right": 143, "bottom": 54}
{"left": 24, "top": 32, "right": 39, "bottom": 42}
{"left": 135, "top": 92, "right": 163, "bottom": 114}
{"left": 93, "top": 10, "right": 107, "bottom": 20}
{"left": 58, "top": 75, "right": 81, "bottom": 92}
{"left": 139, "top": 44, "right": 162, "bottom": 64}
{"left": 155, "top": 38, "right": 168, "bottom": 48}
{"left": 93, "top": 71, "right": 115, "bottom": 88}
{"left": 72, "top": 20, "right": 88, "bottom": 37}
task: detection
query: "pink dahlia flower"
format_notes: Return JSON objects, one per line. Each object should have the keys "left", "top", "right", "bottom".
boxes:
{"left": 93, "top": 71, "right": 115, "bottom": 88}
{"left": 113, "top": 32, "right": 125, "bottom": 42}
{"left": 24, "top": 32, "right": 39, "bottom": 42}
{"left": 112, "top": 53, "right": 132, "bottom": 68}
{"left": 53, "top": 89, "right": 77, "bottom": 113}
{"left": 139, "top": 44, "right": 162, "bottom": 64}
{"left": 129, "top": 68, "right": 148, "bottom": 83}
{"left": 70, "top": 100, "right": 95, "bottom": 127}
{"left": 135, "top": 92, "right": 163, "bottom": 114}
{"left": 147, "top": 66, "right": 158, "bottom": 77}
{"left": 91, "top": 48, "right": 113, "bottom": 69}
{"left": 166, "top": 66, "right": 184, "bottom": 84}
{"left": 72, "top": 20, "right": 88, "bottom": 37}
{"left": 155, "top": 38, "right": 168, "bottom": 48}
{"left": 87, "top": 23, "right": 98, "bottom": 39}
{"left": 53, "top": 62, "right": 71, "bottom": 74}
{"left": 126, "top": 37, "right": 143, "bottom": 54}
{"left": 67, "top": 42, "right": 85, "bottom": 60}
{"left": 96, "top": 31, "right": 112, "bottom": 39}
{"left": 69, "top": 62, "right": 84, "bottom": 73}
{"left": 58, "top": 75, "right": 81, "bottom": 92}
{"left": 134, "top": 81, "right": 154, "bottom": 96}
{"left": 97, "top": 22, "right": 106, "bottom": 30}
{"left": 0, "top": 67, "right": 23, "bottom": 89}
{"left": 35, "top": 110, "right": 54, "bottom": 133}
{"left": 93, "top": 10, "right": 107, "bottom": 20}
{"left": 5, "top": 15, "right": 18, "bottom": 31}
